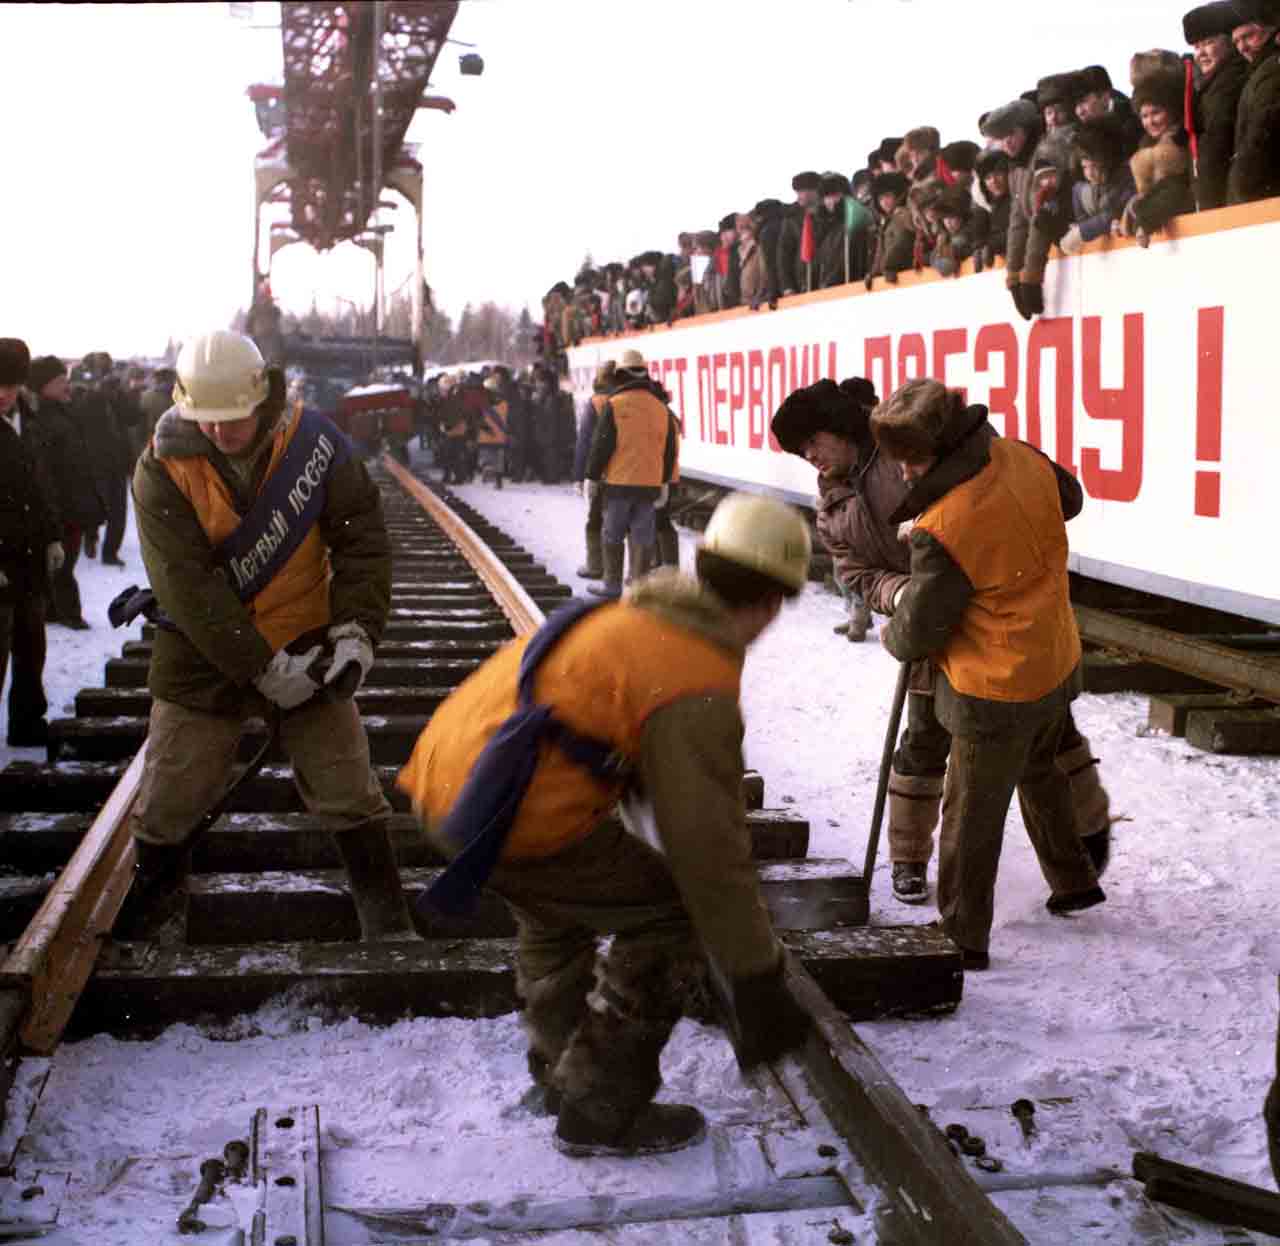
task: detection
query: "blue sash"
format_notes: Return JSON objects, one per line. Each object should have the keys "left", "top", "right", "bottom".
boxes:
{"left": 215, "top": 410, "right": 351, "bottom": 602}
{"left": 422, "top": 599, "right": 629, "bottom": 917}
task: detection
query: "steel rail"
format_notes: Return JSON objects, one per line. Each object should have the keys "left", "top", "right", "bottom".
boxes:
{"left": 0, "top": 746, "right": 148, "bottom": 1054}
{"left": 382, "top": 455, "right": 545, "bottom": 636}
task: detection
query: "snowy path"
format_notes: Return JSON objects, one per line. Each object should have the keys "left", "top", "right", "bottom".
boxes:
{"left": 3, "top": 456, "right": 1278, "bottom": 1243}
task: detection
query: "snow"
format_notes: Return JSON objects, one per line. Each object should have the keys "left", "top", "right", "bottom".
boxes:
{"left": 4, "top": 457, "right": 1279, "bottom": 1243}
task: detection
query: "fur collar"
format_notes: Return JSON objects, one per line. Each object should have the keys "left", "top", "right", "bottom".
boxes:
{"left": 627, "top": 570, "right": 746, "bottom": 661}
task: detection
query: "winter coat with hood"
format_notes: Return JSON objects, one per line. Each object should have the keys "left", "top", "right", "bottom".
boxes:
{"left": 1227, "top": 41, "right": 1280, "bottom": 205}
{"left": 1191, "top": 52, "right": 1249, "bottom": 209}
{"left": 1006, "top": 123, "right": 1073, "bottom": 277}
{"left": 0, "top": 396, "right": 61, "bottom": 600}
{"left": 132, "top": 403, "right": 391, "bottom": 717}
{"left": 398, "top": 569, "right": 785, "bottom": 982}
{"left": 879, "top": 407, "right": 1085, "bottom": 736}
{"left": 29, "top": 396, "right": 107, "bottom": 529}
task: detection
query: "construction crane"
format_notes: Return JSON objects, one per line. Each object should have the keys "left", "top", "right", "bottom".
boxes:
{"left": 245, "top": 1, "right": 462, "bottom": 369}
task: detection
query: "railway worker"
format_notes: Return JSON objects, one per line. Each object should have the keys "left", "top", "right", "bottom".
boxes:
{"left": 1227, "top": 0, "right": 1280, "bottom": 205}
{"left": 584, "top": 348, "right": 679, "bottom": 599}
{"left": 116, "top": 330, "right": 416, "bottom": 943}
{"left": 773, "top": 379, "right": 1116, "bottom": 909}
{"left": 1182, "top": 2, "right": 1249, "bottom": 211}
{"left": 573, "top": 362, "right": 614, "bottom": 581}
{"left": 398, "top": 493, "right": 814, "bottom": 1157}
{"left": 477, "top": 375, "right": 509, "bottom": 489}
{"left": 437, "top": 372, "right": 472, "bottom": 485}
{"left": 870, "top": 379, "right": 1105, "bottom": 968}
{"left": 0, "top": 339, "right": 63, "bottom": 749}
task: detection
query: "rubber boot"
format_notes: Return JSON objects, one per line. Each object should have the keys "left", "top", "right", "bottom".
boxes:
{"left": 555, "top": 1100, "right": 706, "bottom": 1158}
{"left": 332, "top": 819, "right": 419, "bottom": 941}
{"left": 631, "top": 543, "right": 654, "bottom": 586}
{"left": 577, "top": 529, "right": 603, "bottom": 580}
{"left": 656, "top": 529, "right": 679, "bottom": 571}
{"left": 113, "top": 838, "right": 191, "bottom": 942}
{"left": 887, "top": 770, "right": 943, "bottom": 904}
{"left": 846, "top": 599, "right": 872, "bottom": 642}
{"left": 1057, "top": 738, "right": 1113, "bottom": 877}
{"left": 587, "top": 543, "right": 624, "bottom": 599}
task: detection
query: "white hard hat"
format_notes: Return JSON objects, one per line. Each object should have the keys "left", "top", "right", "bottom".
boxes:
{"left": 701, "top": 492, "right": 812, "bottom": 593}
{"left": 173, "top": 330, "right": 268, "bottom": 422}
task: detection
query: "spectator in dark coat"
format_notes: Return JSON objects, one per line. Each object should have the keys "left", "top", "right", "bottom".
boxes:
{"left": 751, "top": 198, "right": 787, "bottom": 307}
{"left": 867, "top": 172, "right": 915, "bottom": 283}
{"left": 1184, "top": 2, "right": 1251, "bottom": 208}
{"left": 0, "top": 339, "right": 64, "bottom": 748}
{"left": 776, "top": 171, "right": 825, "bottom": 296}
{"left": 74, "top": 353, "right": 133, "bottom": 567}
{"left": 1074, "top": 65, "right": 1145, "bottom": 156}
{"left": 716, "top": 214, "right": 742, "bottom": 310}
{"left": 975, "top": 148, "right": 1013, "bottom": 265}
{"left": 981, "top": 97, "right": 1044, "bottom": 314}
{"left": 1227, "top": 0, "right": 1280, "bottom": 204}
{"left": 816, "top": 173, "right": 871, "bottom": 287}
{"left": 1124, "top": 63, "right": 1196, "bottom": 243}
{"left": 28, "top": 356, "right": 104, "bottom": 629}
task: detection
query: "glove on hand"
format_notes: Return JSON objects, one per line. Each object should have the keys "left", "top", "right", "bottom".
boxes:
{"left": 1021, "top": 282, "right": 1045, "bottom": 317}
{"left": 1009, "top": 282, "right": 1031, "bottom": 321}
{"left": 728, "top": 956, "right": 812, "bottom": 1071}
{"left": 254, "top": 645, "right": 323, "bottom": 711}
{"left": 655, "top": 483, "right": 669, "bottom": 509}
{"left": 46, "top": 542, "right": 65, "bottom": 575}
{"left": 1059, "top": 225, "right": 1084, "bottom": 256}
{"left": 324, "top": 623, "right": 373, "bottom": 697}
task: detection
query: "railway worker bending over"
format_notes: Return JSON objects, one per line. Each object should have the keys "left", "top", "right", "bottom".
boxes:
{"left": 398, "top": 494, "right": 813, "bottom": 1157}
{"left": 870, "top": 379, "right": 1105, "bottom": 970}
{"left": 115, "top": 330, "right": 416, "bottom": 943}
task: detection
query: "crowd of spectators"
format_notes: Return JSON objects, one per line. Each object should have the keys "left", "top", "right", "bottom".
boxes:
{"left": 0, "top": 337, "right": 169, "bottom": 747}
{"left": 539, "top": 1, "right": 1280, "bottom": 357}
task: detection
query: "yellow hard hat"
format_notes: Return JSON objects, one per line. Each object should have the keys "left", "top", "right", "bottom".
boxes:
{"left": 173, "top": 330, "right": 268, "bottom": 422}
{"left": 701, "top": 492, "right": 812, "bottom": 593}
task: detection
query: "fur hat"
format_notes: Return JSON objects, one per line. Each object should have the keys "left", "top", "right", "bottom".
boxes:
{"left": 28, "top": 355, "right": 66, "bottom": 394}
{"left": 771, "top": 379, "right": 873, "bottom": 455}
{"left": 791, "top": 170, "right": 821, "bottom": 192}
{"left": 1232, "top": 0, "right": 1280, "bottom": 24}
{"left": 870, "top": 378, "right": 968, "bottom": 463}
{"left": 694, "top": 230, "right": 719, "bottom": 252}
{"left": 735, "top": 211, "right": 756, "bottom": 232}
{"left": 976, "top": 147, "right": 1011, "bottom": 180}
{"left": 903, "top": 126, "right": 941, "bottom": 153}
{"left": 1184, "top": 0, "right": 1242, "bottom": 39}
{"left": 1037, "top": 72, "right": 1081, "bottom": 111}
{"left": 981, "top": 98, "right": 1039, "bottom": 139}
{"left": 909, "top": 178, "right": 945, "bottom": 212}
{"left": 1073, "top": 117, "right": 1130, "bottom": 168}
{"left": 871, "top": 171, "right": 910, "bottom": 201}
{"left": 1132, "top": 63, "right": 1187, "bottom": 121}
{"left": 877, "top": 137, "right": 905, "bottom": 164}
{"left": 938, "top": 140, "right": 981, "bottom": 173}
{"left": 0, "top": 338, "right": 30, "bottom": 387}
{"left": 718, "top": 212, "right": 737, "bottom": 232}
{"left": 1130, "top": 49, "right": 1184, "bottom": 88}
{"left": 819, "top": 171, "right": 850, "bottom": 196}
{"left": 1075, "top": 65, "right": 1114, "bottom": 95}
{"left": 850, "top": 168, "right": 873, "bottom": 194}
{"left": 753, "top": 198, "right": 786, "bottom": 221}
{"left": 866, "top": 148, "right": 882, "bottom": 168}
{"left": 935, "top": 185, "right": 974, "bottom": 220}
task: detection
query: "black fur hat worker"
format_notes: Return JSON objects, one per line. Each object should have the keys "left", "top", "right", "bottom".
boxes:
{"left": 0, "top": 339, "right": 30, "bottom": 387}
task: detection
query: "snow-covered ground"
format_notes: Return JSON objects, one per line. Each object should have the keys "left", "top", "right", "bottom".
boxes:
{"left": 3, "top": 457, "right": 1278, "bottom": 1244}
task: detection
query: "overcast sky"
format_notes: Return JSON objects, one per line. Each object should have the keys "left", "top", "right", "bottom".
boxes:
{"left": 2, "top": 0, "right": 1189, "bottom": 360}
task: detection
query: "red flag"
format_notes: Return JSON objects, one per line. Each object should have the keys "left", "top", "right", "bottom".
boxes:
{"left": 799, "top": 212, "right": 815, "bottom": 265}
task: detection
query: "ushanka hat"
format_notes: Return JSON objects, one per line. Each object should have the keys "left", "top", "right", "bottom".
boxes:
{"left": 1231, "top": 0, "right": 1280, "bottom": 24}
{"left": 791, "top": 170, "right": 821, "bottom": 192}
{"left": 771, "top": 378, "right": 877, "bottom": 455}
{"left": 0, "top": 339, "right": 30, "bottom": 387}
{"left": 981, "top": 98, "right": 1039, "bottom": 139}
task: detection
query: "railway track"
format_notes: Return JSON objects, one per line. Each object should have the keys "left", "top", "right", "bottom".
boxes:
{"left": 0, "top": 458, "right": 1033, "bottom": 1244}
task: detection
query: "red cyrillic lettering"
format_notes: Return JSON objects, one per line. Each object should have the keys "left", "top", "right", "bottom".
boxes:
{"left": 1026, "top": 318, "right": 1075, "bottom": 471}
{"left": 1080, "top": 314, "right": 1144, "bottom": 503}
{"left": 728, "top": 351, "right": 745, "bottom": 446}
{"left": 865, "top": 335, "right": 892, "bottom": 402}
{"left": 932, "top": 328, "right": 968, "bottom": 400}
{"left": 898, "top": 333, "right": 927, "bottom": 387}
{"left": 973, "top": 323, "right": 1019, "bottom": 438}
{"left": 747, "top": 349, "right": 766, "bottom": 449}
{"left": 1194, "top": 307, "right": 1224, "bottom": 518}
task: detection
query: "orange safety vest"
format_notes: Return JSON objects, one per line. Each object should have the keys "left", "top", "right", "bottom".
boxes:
{"left": 477, "top": 400, "right": 508, "bottom": 446}
{"left": 398, "top": 602, "right": 741, "bottom": 859}
{"left": 916, "top": 438, "right": 1081, "bottom": 703}
{"left": 604, "top": 388, "right": 669, "bottom": 487}
{"left": 162, "top": 407, "right": 331, "bottom": 651}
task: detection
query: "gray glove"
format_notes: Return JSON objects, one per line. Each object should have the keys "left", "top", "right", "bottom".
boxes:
{"left": 324, "top": 622, "right": 373, "bottom": 696}
{"left": 46, "top": 542, "right": 65, "bottom": 575}
{"left": 655, "top": 483, "right": 669, "bottom": 508}
{"left": 253, "top": 645, "right": 323, "bottom": 710}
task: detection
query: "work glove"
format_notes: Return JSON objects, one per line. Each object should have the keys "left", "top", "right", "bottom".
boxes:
{"left": 727, "top": 956, "right": 811, "bottom": 1071}
{"left": 1059, "top": 225, "right": 1084, "bottom": 256}
{"left": 46, "top": 542, "right": 65, "bottom": 575}
{"left": 1021, "top": 282, "right": 1045, "bottom": 317}
{"left": 324, "top": 622, "right": 373, "bottom": 698}
{"left": 253, "top": 645, "right": 324, "bottom": 711}
{"left": 1008, "top": 280, "right": 1030, "bottom": 321}
{"left": 655, "top": 484, "right": 669, "bottom": 509}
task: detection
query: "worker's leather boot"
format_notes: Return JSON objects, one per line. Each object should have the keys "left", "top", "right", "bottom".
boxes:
{"left": 332, "top": 819, "right": 419, "bottom": 941}
{"left": 577, "top": 529, "right": 603, "bottom": 580}
{"left": 587, "top": 544, "right": 625, "bottom": 599}
{"left": 114, "top": 838, "right": 191, "bottom": 941}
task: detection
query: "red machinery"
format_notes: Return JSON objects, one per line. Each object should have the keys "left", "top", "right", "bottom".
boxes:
{"left": 338, "top": 382, "right": 417, "bottom": 459}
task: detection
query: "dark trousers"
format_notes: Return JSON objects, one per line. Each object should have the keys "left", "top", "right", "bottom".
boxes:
{"left": 938, "top": 710, "right": 1098, "bottom": 954}
{"left": 101, "top": 474, "right": 128, "bottom": 561}
{"left": 0, "top": 594, "right": 48, "bottom": 740}
{"left": 603, "top": 494, "right": 656, "bottom": 547}
{"left": 586, "top": 483, "right": 603, "bottom": 538}
{"left": 49, "top": 524, "right": 84, "bottom": 624}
